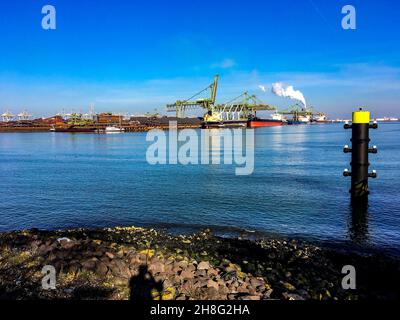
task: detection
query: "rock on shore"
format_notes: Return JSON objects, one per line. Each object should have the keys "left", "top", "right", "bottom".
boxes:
{"left": 0, "top": 227, "right": 398, "bottom": 300}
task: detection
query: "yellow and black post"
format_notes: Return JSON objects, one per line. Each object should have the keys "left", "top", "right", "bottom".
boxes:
{"left": 343, "top": 108, "right": 378, "bottom": 201}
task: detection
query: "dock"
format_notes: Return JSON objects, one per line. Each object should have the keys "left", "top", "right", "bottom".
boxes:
{"left": 0, "top": 117, "right": 202, "bottom": 133}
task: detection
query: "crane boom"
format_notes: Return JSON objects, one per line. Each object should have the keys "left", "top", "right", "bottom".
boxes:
{"left": 166, "top": 75, "right": 219, "bottom": 117}
{"left": 166, "top": 75, "right": 276, "bottom": 122}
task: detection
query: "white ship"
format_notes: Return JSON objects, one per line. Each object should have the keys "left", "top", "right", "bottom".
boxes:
{"left": 271, "top": 112, "right": 287, "bottom": 122}
{"left": 297, "top": 115, "right": 311, "bottom": 123}
{"left": 105, "top": 126, "right": 125, "bottom": 133}
{"left": 314, "top": 114, "right": 327, "bottom": 122}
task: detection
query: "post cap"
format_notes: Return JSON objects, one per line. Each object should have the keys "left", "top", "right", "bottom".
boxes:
{"left": 352, "top": 108, "right": 370, "bottom": 124}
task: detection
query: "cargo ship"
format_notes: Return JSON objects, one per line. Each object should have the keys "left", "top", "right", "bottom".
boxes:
{"left": 247, "top": 113, "right": 287, "bottom": 127}
{"left": 203, "top": 118, "right": 285, "bottom": 128}
{"left": 311, "top": 114, "right": 327, "bottom": 123}
{"left": 202, "top": 111, "right": 248, "bottom": 128}
{"left": 202, "top": 120, "right": 248, "bottom": 128}
{"left": 247, "top": 118, "right": 286, "bottom": 127}
{"left": 202, "top": 110, "right": 287, "bottom": 128}
{"left": 287, "top": 115, "right": 311, "bottom": 125}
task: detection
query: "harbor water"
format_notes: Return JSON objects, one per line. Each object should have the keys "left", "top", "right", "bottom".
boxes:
{"left": 0, "top": 123, "right": 399, "bottom": 253}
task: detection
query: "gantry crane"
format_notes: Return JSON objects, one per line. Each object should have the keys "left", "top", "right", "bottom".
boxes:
{"left": 211, "top": 92, "right": 276, "bottom": 122}
{"left": 167, "top": 75, "right": 219, "bottom": 118}
{"left": 1, "top": 110, "right": 14, "bottom": 122}
{"left": 17, "top": 110, "right": 32, "bottom": 121}
{"left": 166, "top": 75, "right": 276, "bottom": 123}
{"left": 278, "top": 103, "right": 326, "bottom": 122}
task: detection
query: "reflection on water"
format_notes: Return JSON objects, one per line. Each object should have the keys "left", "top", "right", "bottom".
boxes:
{"left": 267, "top": 126, "right": 284, "bottom": 151}
{"left": 209, "top": 129, "right": 231, "bottom": 163}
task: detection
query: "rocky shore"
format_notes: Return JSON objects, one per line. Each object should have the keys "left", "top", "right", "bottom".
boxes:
{"left": 0, "top": 226, "right": 398, "bottom": 300}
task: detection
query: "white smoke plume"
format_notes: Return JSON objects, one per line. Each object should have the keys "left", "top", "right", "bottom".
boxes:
{"left": 271, "top": 82, "right": 306, "bottom": 107}
{"left": 258, "top": 85, "right": 266, "bottom": 92}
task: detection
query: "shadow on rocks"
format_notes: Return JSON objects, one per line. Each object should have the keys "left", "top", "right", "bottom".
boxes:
{"left": 129, "top": 265, "right": 163, "bottom": 301}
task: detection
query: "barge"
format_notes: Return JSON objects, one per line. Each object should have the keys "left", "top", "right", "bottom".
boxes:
{"left": 50, "top": 125, "right": 97, "bottom": 133}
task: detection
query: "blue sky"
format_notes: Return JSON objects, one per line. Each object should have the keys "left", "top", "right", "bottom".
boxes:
{"left": 0, "top": 0, "right": 399, "bottom": 118}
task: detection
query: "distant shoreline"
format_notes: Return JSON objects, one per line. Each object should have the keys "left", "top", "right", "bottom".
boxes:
{"left": 1, "top": 120, "right": 399, "bottom": 133}
{"left": 0, "top": 226, "right": 398, "bottom": 300}
{"left": 0, "top": 124, "right": 201, "bottom": 133}
{"left": 0, "top": 116, "right": 203, "bottom": 133}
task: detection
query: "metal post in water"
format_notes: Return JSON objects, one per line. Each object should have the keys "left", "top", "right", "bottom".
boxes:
{"left": 343, "top": 108, "right": 378, "bottom": 201}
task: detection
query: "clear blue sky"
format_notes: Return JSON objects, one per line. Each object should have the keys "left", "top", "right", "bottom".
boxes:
{"left": 0, "top": 0, "right": 399, "bottom": 118}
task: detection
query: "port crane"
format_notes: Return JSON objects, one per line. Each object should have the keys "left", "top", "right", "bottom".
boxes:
{"left": 167, "top": 75, "right": 219, "bottom": 118}
{"left": 213, "top": 92, "right": 276, "bottom": 122}
{"left": 167, "top": 75, "right": 276, "bottom": 122}
{"left": 307, "top": 107, "right": 327, "bottom": 121}
{"left": 278, "top": 103, "right": 326, "bottom": 122}
{"left": 17, "top": 110, "right": 32, "bottom": 121}
{"left": 1, "top": 110, "right": 15, "bottom": 122}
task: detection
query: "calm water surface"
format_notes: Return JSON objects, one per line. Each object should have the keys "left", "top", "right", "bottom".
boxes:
{"left": 0, "top": 123, "right": 399, "bottom": 252}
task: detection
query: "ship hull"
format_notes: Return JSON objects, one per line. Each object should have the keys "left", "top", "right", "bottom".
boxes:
{"left": 202, "top": 120, "right": 248, "bottom": 128}
{"left": 52, "top": 127, "right": 97, "bottom": 133}
{"left": 287, "top": 120, "right": 309, "bottom": 125}
{"left": 247, "top": 119, "right": 285, "bottom": 127}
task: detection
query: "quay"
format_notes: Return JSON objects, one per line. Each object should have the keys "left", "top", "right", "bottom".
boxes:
{"left": 0, "top": 116, "right": 202, "bottom": 133}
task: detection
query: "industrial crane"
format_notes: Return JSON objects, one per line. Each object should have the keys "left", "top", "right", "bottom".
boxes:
{"left": 278, "top": 103, "right": 326, "bottom": 123}
{"left": 212, "top": 92, "right": 276, "bottom": 122}
{"left": 166, "top": 75, "right": 219, "bottom": 118}
{"left": 166, "top": 75, "right": 276, "bottom": 124}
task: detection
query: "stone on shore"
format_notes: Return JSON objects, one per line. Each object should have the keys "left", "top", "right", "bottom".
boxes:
{"left": 197, "top": 261, "right": 210, "bottom": 270}
{"left": 0, "top": 226, "right": 398, "bottom": 300}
